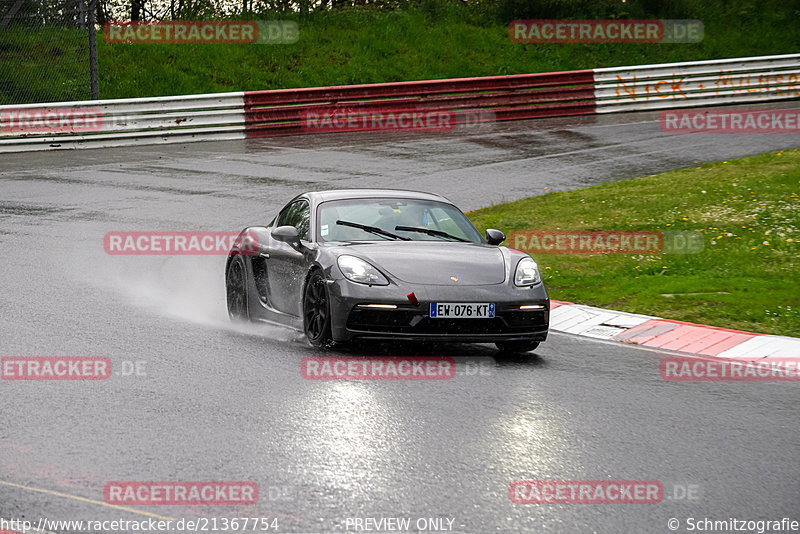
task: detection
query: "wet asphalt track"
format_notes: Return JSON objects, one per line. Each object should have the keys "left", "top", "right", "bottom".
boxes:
{"left": 1, "top": 105, "right": 799, "bottom": 533}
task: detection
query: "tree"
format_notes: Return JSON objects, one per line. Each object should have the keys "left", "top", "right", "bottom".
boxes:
{"left": 131, "top": 0, "right": 144, "bottom": 20}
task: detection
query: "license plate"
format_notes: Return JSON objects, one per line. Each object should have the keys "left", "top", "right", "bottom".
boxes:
{"left": 429, "top": 302, "right": 495, "bottom": 318}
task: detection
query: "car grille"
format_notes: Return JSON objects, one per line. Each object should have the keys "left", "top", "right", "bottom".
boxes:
{"left": 346, "top": 306, "right": 548, "bottom": 335}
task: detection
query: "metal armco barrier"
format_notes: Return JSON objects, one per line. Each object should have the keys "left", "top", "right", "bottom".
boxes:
{"left": 594, "top": 54, "right": 800, "bottom": 113}
{"left": 243, "top": 70, "right": 596, "bottom": 137}
{"left": 1, "top": 53, "right": 797, "bottom": 152}
{"left": 0, "top": 92, "right": 247, "bottom": 152}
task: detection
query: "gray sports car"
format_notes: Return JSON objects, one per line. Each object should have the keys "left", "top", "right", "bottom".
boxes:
{"left": 225, "top": 189, "right": 549, "bottom": 353}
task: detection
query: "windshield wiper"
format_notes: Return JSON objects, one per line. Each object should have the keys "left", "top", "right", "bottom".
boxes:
{"left": 395, "top": 225, "right": 469, "bottom": 242}
{"left": 336, "top": 220, "right": 410, "bottom": 241}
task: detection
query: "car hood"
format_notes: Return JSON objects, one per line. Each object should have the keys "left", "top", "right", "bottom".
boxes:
{"left": 334, "top": 241, "right": 507, "bottom": 285}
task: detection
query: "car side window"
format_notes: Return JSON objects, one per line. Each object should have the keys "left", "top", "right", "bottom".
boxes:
{"left": 295, "top": 202, "right": 310, "bottom": 241}
{"left": 276, "top": 205, "right": 292, "bottom": 227}
{"left": 277, "top": 200, "right": 311, "bottom": 241}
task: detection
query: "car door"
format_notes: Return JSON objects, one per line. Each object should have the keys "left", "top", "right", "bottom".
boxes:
{"left": 267, "top": 199, "right": 312, "bottom": 316}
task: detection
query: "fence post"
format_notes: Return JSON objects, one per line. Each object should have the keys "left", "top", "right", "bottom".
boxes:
{"left": 88, "top": 0, "right": 99, "bottom": 99}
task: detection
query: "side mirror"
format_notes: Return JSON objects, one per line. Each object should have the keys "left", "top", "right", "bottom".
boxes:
{"left": 271, "top": 225, "right": 300, "bottom": 245}
{"left": 485, "top": 229, "right": 505, "bottom": 245}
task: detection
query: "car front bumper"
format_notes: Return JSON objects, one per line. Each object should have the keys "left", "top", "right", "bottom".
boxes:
{"left": 326, "top": 277, "right": 549, "bottom": 343}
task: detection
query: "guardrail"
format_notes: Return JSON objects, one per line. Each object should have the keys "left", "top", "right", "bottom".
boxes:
{"left": 594, "top": 54, "right": 800, "bottom": 113}
{"left": 0, "top": 92, "right": 247, "bottom": 152}
{"left": 244, "top": 70, "right": 596, "bottom": 137}
{"left": 1, "top": 53, "right": 797, "bottom": 152}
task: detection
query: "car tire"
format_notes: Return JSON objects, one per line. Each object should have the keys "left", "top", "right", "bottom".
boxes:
{"left": 226, "top": 256, "right": 250, "bottom": 322}
{"left": 303, "top": 270, "right": 332, "bottom": 347}
{"left": 495, "top": 341, "right": 539, "bottom": 354}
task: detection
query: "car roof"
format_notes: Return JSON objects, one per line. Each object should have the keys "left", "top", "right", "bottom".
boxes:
{"left": 298, "top": 189, "right": 453, "bottom": 205}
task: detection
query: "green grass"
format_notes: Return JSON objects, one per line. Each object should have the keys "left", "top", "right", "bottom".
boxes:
{"left": 0, "top": 27, "right": 90, "bottom": 104}
{"left": 95, "top": 2, "right": 800, "bottom": 99}
{"left": 467, "top": 150, "right": 800, "bottom": 337}
{"left": 2, "top": 0, "right": 799, "bottom": 103}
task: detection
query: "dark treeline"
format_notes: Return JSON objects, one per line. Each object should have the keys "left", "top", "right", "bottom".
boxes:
{"left": 4, "top": 0, "right": 800, "bottom": 26}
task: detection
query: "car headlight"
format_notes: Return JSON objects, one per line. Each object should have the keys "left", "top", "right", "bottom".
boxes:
{"left": 514, "top": 257, "right": 541, "bottom": 286}
{"left": 337, "top": 255, "right": 389, "bottom": 286}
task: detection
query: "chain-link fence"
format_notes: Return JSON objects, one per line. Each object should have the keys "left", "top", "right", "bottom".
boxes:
{"left": 0, "top": 0, "right": 97, "bottom": 104}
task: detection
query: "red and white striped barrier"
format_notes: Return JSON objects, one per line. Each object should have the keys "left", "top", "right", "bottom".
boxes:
{"left": 550, "top": 300, "right": 800, "bottom": 360}
{"left": 1, "top": 53, "right": 797, "bottom": 152}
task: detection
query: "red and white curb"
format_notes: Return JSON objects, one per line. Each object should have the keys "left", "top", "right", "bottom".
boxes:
{"left": 550, "top": 300, "right": 800, "bottom": 360}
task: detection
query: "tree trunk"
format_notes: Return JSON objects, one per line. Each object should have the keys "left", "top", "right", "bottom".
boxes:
{"left": 95, "top": 0, "right": 106, "bottom": 26}
{"left": 131, "top": 0, "right": 143, "bottom": 21}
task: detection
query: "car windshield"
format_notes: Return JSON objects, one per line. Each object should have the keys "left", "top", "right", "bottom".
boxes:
{"left": 317, "top": 198, "right": 483, "bottom": 243}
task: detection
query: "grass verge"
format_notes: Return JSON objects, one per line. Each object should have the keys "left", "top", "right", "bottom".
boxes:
{"left": 467, "top": 149, "right": 800, "bottom": 337}
{"left": 95, "top": 3, "right": 800, "bottom": 99}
